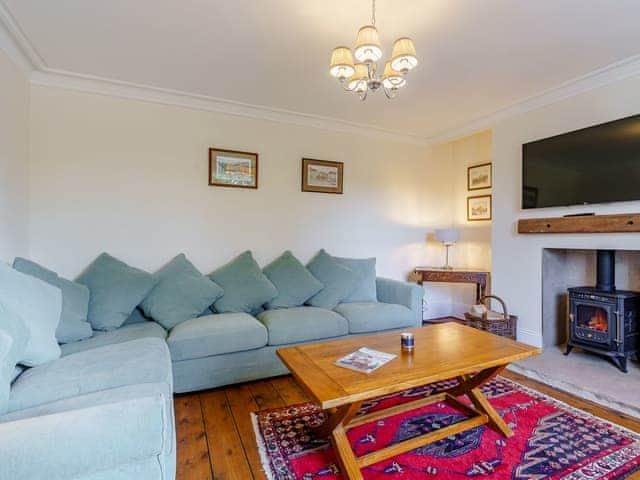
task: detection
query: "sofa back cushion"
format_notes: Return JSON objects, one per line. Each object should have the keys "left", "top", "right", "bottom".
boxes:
{"left": 0, "top": 303, "right": 29, "bottom": 414}
{"left": 305, "top": 250, "right": 359, "bottom": 310}
{"left": 76, "top": 253, "right": 156, "bottom": 331}
{"left": 209, "top": 251, "right": 277, "bottom": 314}
{"left": 140, "top": 254, "right": 224, "bottom": 330}
{"left": 0, "top": 264, "right": 61, "bottom": 366}
{"left": 13, "top": 258, "right": 92, "bottom": 344}
{"left": 263, "top": 251, "right": 323, "bottom": 309}
{"left": 333, "top": 255, "right": 378, "bottom": 303}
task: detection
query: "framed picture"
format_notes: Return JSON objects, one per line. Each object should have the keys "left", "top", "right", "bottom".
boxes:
{"left": 467, "top": 194, "right": 492, "bottom": 221}
{"left": 467, "top": 162, "right": 492, "bottom": 190}
{"left": 301, "top": 158, "right": 343, "bottom": 194}
{"left": 209, "top": 148, "right": 258, "bottom": 189}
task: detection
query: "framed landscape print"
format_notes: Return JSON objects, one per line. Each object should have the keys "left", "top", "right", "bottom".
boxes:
{"left": 209, "top": 148, "right": 258, "bottom": 189}
{"left": 467, "top": 194, "right": 492, "bottom": 221}
{"left": 467, "top": 162, "right": 492, "bottom": 190}
{"left": 301, "top": 158, "right": 343, "bottom": 194}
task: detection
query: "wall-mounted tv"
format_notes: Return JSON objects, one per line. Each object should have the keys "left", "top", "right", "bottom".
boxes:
{"left": 522, "top": 114, "right": 640, "bottom": 209}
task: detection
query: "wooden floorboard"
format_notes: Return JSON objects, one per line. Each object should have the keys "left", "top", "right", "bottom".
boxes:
{"left": 176, "top": 365, "right": 640, "bottom": 480}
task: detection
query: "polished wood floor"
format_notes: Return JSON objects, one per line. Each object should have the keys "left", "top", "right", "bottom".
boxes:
{"left": 174, "top": 369, "right": 640, "bottom": 480}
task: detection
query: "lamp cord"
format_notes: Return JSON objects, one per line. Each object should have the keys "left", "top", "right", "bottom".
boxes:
{"left": 371, "top": 0, "right": 376, "bottom": 25}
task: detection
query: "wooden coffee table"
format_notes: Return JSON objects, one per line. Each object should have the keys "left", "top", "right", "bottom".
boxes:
{"left": 277, "top": 323, "right": 540, "bottom": 480}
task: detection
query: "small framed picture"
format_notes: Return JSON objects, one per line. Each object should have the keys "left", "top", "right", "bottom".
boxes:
{"left": 467, "top": 195, "right": 492, "bottom": 221}
{"left": 301, "top": 158, "right": 343, "bottom": 194}
{"left": 209, "top": 148, "right": 258, "bottom": 189}
{"left": 467, "top": 162, "right": 492, "bottom": 190}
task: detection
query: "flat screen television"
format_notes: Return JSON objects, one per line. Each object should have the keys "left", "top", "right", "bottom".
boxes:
{"left": 522, "top": 114, "right": 640, "bottom": 209}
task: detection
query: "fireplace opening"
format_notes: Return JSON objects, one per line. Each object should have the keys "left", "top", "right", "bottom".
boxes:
{"left": 577, "top": 305, "right": 608, "bottom": 333}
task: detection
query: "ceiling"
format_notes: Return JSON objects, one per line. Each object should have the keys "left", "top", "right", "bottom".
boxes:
{"left": 4, "top": 0, "right": 640, "bottom": 140}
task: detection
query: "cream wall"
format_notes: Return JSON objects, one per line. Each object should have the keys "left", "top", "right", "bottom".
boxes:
{"left": 28, "top": 85, "right": 440, "bottom": 281}
{"left": 492, "top": 73, "right": 640, "bottom": 347}
{"left": 422, "top": 131, "right": 492, "bottom": 318}
{"left": 0, "top": 49, "right": 29, "bottom": 262}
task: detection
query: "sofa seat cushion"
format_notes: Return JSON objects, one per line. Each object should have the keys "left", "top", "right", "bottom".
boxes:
{"left": 60, "top": 322, "right": 167, "bottom": 356}
{"left": 9, "top": 337, "right": 171, "bottom": 412}
{"left": 257, "top": 307, "right": 348, "bottom": 345}
{"left": 167, "top": 313, "right": 267, "bottom": 361}
{"left": 334, "top": 302, "right": 415, "bottom": 334}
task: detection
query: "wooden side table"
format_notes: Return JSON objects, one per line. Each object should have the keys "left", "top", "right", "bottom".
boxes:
{"left": 414, "top": 267, "right": 490, "bottom": 303}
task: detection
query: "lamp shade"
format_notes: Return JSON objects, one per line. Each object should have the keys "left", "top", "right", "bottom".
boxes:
{"left": 354, "top": 25, "right": 383, "bottom": 62}
{"left": 347, "top": 63, "right": 369, "bottom": 92}
{"left": 435, "top": 228, "right": 459, "bottom": 245}
{"left": 382, "top": 61, "right": 406, "bottom": 89}
{"left": 329, "top": 46, "right": 355, "bottom": 79}
{"left": 391, "top": 37, "right": 418, "bottom": 72}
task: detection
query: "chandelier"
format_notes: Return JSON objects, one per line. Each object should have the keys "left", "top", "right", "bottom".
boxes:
{"left": 328, "top": 0, "right": 418, "bottom": 100}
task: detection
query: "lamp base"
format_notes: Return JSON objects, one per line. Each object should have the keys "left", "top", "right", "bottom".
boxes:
{"left": 442, "top": 244, "right": 454, "bottom": 270}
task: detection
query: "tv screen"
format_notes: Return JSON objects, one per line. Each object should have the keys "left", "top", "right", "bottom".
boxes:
{"left": 522, "top": 114, "right": 640, "bottom": 209}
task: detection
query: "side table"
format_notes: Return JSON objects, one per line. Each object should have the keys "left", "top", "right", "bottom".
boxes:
{"left": 414, "top": 267, "right": 490, "bottom": 303}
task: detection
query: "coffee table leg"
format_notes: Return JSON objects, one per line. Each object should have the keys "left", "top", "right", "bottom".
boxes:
{"left": 315, "top": 401, "right": 362, "bottom": 438}
{"left": 454, "top": 369, "right": 514, "bottom": 438}
{"left": 332, "top": 424, "right": 364, "bottom": 480}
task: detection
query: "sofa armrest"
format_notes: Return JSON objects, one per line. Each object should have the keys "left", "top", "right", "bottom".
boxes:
{"left": 0, "top": 394, "right": 166, "bottom": 480}
{"left": 376, "top": 277, "right": 424, "bottom": 327}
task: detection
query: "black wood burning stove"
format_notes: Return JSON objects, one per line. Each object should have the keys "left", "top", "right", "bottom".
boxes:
{"left": 565, "top": 250, "right": 639, "bottom": 373}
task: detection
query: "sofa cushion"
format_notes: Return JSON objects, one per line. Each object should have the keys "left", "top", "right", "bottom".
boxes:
{"left": 76, "top": 253, "right": 156, "bottom": 331}
{"left": 333, "top": 255, "right": 378, "bottom": 303}
{"left": 140, "top": 254, "right": 224, "bottom": 330}
{"left": 0, "top": 303, "right": 30, "bottom": 414}
{"left": 60, "top": 322, "right": 167, "bottom": 356}
{"left": 209, "top": 251, "right": 277, "bottom": 314}
{"left": 13, "top": 257, "right": 93, "bottom": 344}
{"left": 334, "top": 302, "right": 415, "bottom": 333}
{"left": 167, "top": 313, "right": 267, "bottom": 361}
{"left": 122, "top": 307, "right": 151, "bottom": 325}
{"left": 306, "top": 249, "right": 359, "bottom": 309}
{"left": 256, "top": 306, "right": 348, "bottom": 345}
{"left": 9, "top": 337, "right": 171, "bottom": 412}
{"left": 0, "top": 263, "right": 62, "bottom": 366}
{"left": 263, "top": 251, "right": 323, "bottom": 309}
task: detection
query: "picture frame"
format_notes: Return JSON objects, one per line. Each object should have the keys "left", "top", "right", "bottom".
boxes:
{"left": 467, "top": 162, "right": 492, "bottom": 191}
{"left": 301, "top": 158, "right": 344, "bottom": 194}
{"left": 467, "top": 194, "right": 492, "bottom": 221}
{"left": 209, "top": 148, "right": 258, "bottom": 189}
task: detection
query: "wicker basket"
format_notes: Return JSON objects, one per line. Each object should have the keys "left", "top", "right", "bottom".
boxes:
{"left": 463, "top": 295, "right": 517, "bottom": 340}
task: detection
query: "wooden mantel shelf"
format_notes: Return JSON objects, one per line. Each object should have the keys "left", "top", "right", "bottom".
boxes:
{"left": 518, "top": 213, "right": 640, "bottom": 234}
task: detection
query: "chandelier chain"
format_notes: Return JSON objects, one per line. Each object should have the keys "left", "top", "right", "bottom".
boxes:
{"left": 371, "top": 0, "right": 376, "bottom": 25}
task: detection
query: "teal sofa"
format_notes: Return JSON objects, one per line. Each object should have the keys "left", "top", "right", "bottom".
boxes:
{"left": 1, "top": 251, "right": 421, "bottom": 480}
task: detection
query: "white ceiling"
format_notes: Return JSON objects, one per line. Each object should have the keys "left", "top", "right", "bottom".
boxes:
{"left": 4, "top": 0, "right": 640, "bottom": 139}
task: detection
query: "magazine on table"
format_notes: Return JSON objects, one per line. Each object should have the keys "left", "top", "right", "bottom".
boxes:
{"left": 335, "top": 347, "right": 397, "bottom": 374}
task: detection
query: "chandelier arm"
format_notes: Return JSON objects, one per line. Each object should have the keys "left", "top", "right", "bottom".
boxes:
{"left": 382, "top": 86, "right": 396, "bottom": 99}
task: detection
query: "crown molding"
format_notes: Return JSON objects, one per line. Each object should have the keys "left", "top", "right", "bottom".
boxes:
{"left": 29, "top": 68, "right": 430, "bottom": 145}
{"left": 426, "top": 54, "right": 640, "bottom": 145}
{"left": 0, "top": 1, "right": 43, "bottom": 72}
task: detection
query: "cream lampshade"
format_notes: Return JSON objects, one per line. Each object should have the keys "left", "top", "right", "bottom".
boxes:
{"left": 354, "top": 25, "right": 383, "bottom": 62}
{"left": 347, "top": 63, "right": 369, "bottom": 92}
{"left": 382, "top": 61, "right": 406, "bottom": 89}
{"left": 391, "top": 37, "right": 418, "bottom": 73}
{"left": 435, "top": 228, "right": 459, "bottom": 269}
{"left": 329, "top": 46, "right": 355, "bottom": 79}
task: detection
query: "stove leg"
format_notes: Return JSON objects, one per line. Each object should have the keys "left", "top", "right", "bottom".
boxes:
{"left": 612, "top": 356, "right": 628, "bottom": 373}
{"left": 564, "top": 344, "right": 573, "bottom": 356}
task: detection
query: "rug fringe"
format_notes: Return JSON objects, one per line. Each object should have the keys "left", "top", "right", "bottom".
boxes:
{"left": 251, "top": 412, "right": 278, "bottom": 480}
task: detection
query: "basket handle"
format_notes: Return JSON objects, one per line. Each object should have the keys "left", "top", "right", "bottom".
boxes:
{"left": 479, "top": 295, "right": 508, "bottom": 321}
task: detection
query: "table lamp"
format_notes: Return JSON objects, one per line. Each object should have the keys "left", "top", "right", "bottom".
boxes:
{"left": 435, "top": 228, "right": 459, "bottom": 270}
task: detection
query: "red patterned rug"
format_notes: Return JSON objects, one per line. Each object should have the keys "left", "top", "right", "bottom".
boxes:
{"left": 252, "top": 377, "right": 640, "bottom": 479}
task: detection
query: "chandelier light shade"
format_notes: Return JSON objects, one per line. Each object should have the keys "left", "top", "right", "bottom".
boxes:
{"left": 329, "top": 46, "right": 355, "bottom": 79}
{"left": 354, "top": 25, "right": 383, "bottom": 63}
{"left": 391, "top": 37, "right": 418, "bottom": 73}
{"left": 382, "top": 61, "right": 406, "bottom": 89}
{"left": 328, "top": 0, "right": 418, "bottom": 100}
{"left": 347, "top": 63, "right": 369, "bottom": 92}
